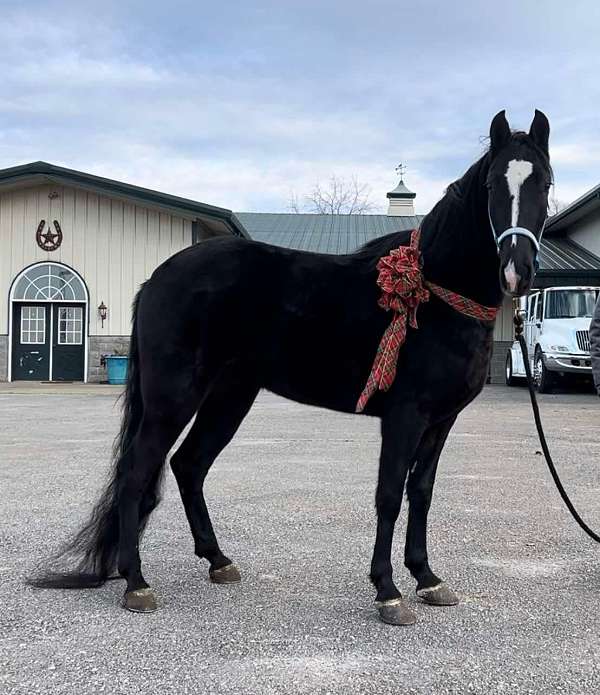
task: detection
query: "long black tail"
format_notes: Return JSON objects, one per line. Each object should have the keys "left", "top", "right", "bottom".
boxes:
{"left": 28, "top": 285, "right": 159, "bottom": 589}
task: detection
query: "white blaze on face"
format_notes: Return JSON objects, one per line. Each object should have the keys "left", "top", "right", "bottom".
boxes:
{"left": 505, "top": 159, "right": 533, "bottom": 228}
{"left": 502, "top": 159, "right": 533, "bottom": 291}
{"left": 504, "top": 259, "right": 520, "bottom": 293}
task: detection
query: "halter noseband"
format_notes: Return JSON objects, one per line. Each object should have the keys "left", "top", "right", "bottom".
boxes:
{"left": 488, "top": 202, "right": 546, "bottom": 268}
{"left": 495, "top": 227, "right": 541, "bottom": 254}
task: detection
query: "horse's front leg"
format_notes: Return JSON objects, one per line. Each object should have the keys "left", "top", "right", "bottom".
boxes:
{"left": 404, "top": 416, "right": 459, "bottom": 607}
{"left": 370, "top": 406, "right": 427, "bottom": 625}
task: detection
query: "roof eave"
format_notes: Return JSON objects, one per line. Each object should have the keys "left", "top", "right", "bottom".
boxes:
{"left": 545, "top": 187, "right": 600, "bottom": 235}
{"left": 0, "top": 161, "right": 249, "bottom": 239}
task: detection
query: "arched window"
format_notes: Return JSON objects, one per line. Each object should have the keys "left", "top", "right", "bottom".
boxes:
{"left": 12, "top": 263, "right": 87, "bottom": 302}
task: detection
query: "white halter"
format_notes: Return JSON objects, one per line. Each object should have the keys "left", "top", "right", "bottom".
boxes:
{"left": 496, "top": 226, "right": 541, "bottom": 253}
{"left": 488, "top": 202, "right": 546, "bottom": 265}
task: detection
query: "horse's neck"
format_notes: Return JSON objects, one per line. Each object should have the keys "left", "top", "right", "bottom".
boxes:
{"left": 421, "top": 173, "right": 503, "bottom": 308}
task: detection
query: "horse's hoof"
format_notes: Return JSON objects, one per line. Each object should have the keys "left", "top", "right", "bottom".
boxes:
{"left": 416, "top": 582, "right": 459, "bottom": 606}
{"left": 209, "top": 563, "right": 241, "bottom": 584}
{"left": 377, "top": 598, "right": 417, "bottom": 626}
{"left": 122, "top": 587, "right": 158, "bottom": 613}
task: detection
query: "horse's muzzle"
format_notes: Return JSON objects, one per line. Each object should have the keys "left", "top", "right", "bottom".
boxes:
{"left": 498, "top": 233, "right": 537, "bottom": 297}
{"left": 500, "top": 258, "right": 534, "bottom": 296}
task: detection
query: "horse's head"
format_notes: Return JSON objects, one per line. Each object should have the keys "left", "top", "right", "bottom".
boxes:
{"left": 487, "top": 109, "right": 551, "bottom": 297}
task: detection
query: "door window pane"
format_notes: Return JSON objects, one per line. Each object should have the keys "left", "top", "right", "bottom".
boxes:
{"left": 21, "top": 307, "right": 46, "bottom": 344}
{"left": 13, "top": 263, "right": 87, "bottom": 301}
{"left": 58, "top": 307, "right": 83, "bottom": 345}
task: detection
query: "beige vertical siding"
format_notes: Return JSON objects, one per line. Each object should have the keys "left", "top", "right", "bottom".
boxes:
{"left": 0, "top": 183, "right": 193, "bottom": 336}
{"left": 568, "top": 207, "right": 600, "bottom": 258}
{"left": 493, "top": 295, "right": 516, "bottom": 341}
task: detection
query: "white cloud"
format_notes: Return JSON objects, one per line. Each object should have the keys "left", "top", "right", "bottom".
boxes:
{"left": 550, "top": 142, "right": 600, "bottom": 167}
{"left": 0, "top": 0, "right": 598, "bottom": 218}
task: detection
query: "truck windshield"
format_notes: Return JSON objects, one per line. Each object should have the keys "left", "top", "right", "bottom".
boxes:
{"left": 545, "top": 290, "right": 597, "bottom": 319}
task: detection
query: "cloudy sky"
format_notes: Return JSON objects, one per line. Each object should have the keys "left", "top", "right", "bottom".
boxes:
{"left": 1, "top": 1, "right": 599, "bottom": 214}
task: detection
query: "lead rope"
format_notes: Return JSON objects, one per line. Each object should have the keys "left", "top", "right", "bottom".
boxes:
{"left": 514, "top": 310, "right": 600, "bottom": 544}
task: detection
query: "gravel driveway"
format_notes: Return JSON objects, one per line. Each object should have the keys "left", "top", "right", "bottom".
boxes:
{"left": 1, "top": 383, "right": 599, "bottom": 694}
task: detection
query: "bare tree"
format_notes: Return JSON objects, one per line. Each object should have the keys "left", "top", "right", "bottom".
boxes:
{"left": 288, "top": 175, "right": 376, "bottom": 214}
{"left": 548, "top": 192, "right": 567, "bottom": 216}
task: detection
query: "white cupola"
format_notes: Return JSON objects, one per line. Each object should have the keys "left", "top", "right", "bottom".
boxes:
{"left": 387, "top": 176, "right": 416, "bottom": 216}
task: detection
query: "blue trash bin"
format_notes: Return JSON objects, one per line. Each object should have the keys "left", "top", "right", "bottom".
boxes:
{"left": 105, "top": 356, "right": 128, "bottom": 385}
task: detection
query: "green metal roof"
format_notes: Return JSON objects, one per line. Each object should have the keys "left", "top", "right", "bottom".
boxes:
{"left": 236, "top": 212, "right": 424, "bottom": 254}
{"left": 538, "top": 238, "right": 600, "bottom": 272}
{"left": 237, "top": 211, "right": 600, "bottom": 275}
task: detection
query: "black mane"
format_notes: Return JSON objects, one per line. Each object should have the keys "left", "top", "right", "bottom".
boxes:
{"left": 356, "top": 150, "right": 492, "bottom": 261}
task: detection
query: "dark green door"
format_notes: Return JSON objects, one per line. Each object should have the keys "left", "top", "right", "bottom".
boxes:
{"left": 52, "top": 304, "right": 85, "bottom": 381}
{"left": 11, "top": 304, "right": 51, "bottom": 380}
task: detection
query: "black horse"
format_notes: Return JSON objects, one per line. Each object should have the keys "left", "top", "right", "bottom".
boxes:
{"left": 30, "top": 110, "right": 552, "bottom": 625}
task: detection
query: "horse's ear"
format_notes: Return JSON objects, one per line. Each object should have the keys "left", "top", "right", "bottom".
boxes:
{"left": 490, "top": 110, "right": 511, "bottom": 155}
{"left": 529, "top": 109, "right": 550, "bottom": 153}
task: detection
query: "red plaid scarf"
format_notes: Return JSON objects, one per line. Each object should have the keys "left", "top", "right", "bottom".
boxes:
{"left": 356, "top": 229, "right": 498, "bottom": 413}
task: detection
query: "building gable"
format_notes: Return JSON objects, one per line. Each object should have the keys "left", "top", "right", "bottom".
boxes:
{"left": 0, "top": 181, "right": 200, "bottom": 337}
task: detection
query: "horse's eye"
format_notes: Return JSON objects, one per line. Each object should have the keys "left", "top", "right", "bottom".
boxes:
{"left": 544, "top": 183, "right": 552, "bottom": 191}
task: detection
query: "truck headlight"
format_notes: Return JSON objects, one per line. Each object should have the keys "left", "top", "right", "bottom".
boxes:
{"left": 549, "top": 345, "right": 569, "bottom": 352}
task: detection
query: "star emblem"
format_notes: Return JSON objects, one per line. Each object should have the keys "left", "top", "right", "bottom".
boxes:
{"left": 40, "top": 228, "right": 59, "bottom": 247}
{"left": 36, "top": 219, "right": 63, "bottom": 252}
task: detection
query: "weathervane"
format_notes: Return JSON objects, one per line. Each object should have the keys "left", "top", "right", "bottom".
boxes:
{"left": 395, "top": 163, "right": 407, "bottom": 181}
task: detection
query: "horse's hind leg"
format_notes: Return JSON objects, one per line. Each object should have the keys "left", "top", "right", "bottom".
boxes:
{"left": 119, "top": 406, "right": 195, "bottom": 612}
{"left": 170, "top": 370, "right": 259, "bottom": 584}
{"left": 404, "top": 416, "right": 459, "bottom": 607}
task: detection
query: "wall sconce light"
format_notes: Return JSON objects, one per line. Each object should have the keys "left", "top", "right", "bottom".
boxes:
{"left": 98, "top": 301, "right": 108, "bottom": 328}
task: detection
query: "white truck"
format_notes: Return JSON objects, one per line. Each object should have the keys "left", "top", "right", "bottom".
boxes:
{"left": 505, "top": 286, "right": 599, "bottom": 392}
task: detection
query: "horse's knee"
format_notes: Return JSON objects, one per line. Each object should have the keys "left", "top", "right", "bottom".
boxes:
{"left": 406, "top": 471, "right": 432, "bottom": 508}
{"left": 375, "top": 488, "right": 403, "bottom": 519}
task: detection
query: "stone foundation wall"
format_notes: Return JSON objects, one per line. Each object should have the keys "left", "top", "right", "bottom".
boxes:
{"left": 88, "top": 335, "right": 130, "bottom": 382}
{"left": 489, "top": 340, "right": 512, "bottom": 385}
{"left": 0, "top": 335, "right": 7, "bottom": 382}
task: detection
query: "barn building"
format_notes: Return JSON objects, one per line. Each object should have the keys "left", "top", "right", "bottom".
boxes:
{"left": 0, "top": 162, "right": 246, "bottom": 383}
{"left": 1, "top": 161, "right": 599, "bottom": 384}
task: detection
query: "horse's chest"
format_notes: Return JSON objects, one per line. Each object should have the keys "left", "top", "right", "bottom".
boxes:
{"left": 402, "top": 317, "right": 493, "bottom": 414}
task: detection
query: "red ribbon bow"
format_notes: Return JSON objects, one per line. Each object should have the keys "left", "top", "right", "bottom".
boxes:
{"left": 356, "top": 230, "right": 427, "bottom": 412}
{"left": 356, "top": 229, "right": 498, "bottom": 412}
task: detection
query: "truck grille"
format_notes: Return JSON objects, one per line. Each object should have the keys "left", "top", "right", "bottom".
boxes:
{"left": 576, "top": 330, "right": 591, "bottom": 352}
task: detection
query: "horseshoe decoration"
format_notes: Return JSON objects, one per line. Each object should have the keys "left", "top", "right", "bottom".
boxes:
{"left": 36, "top": 219, "right": 63, "bottom": 252}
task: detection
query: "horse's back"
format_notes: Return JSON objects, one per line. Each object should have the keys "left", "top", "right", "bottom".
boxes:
{"left": 133, "top": 235, "right": 388, "bottom": 410}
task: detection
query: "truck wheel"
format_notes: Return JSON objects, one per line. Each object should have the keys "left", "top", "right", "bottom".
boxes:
{"left": 534, "top": 348, "right": 554, "bottom": 393}
{"left": 505, "top": 352, "right": 517, "bottom": 386}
